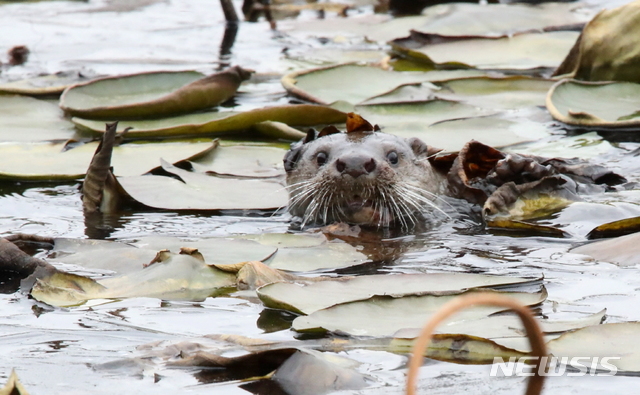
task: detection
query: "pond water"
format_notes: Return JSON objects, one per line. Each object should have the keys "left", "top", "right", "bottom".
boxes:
{"left": 2, "top": 0, "right": 640, "bottom": 394}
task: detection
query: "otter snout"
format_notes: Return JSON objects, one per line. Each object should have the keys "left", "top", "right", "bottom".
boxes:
{"left": 335, "top": 154, "right": 377, "bottom": 178}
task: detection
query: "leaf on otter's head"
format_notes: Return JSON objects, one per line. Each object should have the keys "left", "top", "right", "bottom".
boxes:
{"left": 345, "top": 112, "right": 373, "bottom": 133}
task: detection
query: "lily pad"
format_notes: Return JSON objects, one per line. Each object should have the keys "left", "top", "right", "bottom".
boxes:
{"left": 239, "top": 233, "right": 370, "bottom": 272}
{"left": 60, "top": 67, "right": 251, "bottom": 119}
{"left": 117, "top": 160, "right": 288, "bottom": 210}
{"left": 571, "top": 232, "right": 640, "bottom": 267}
{"left": 547, "top": 322, "right": 640, "bottom": 372}
{"left": 72, "top": 104, "right": 347, "bottom": 138}
{"left": 395, "top": 114, "right": 550, "bottom": 152}
{"left": 546, "top": 79, "right": 640, "bottom": 128}
{"left": 0, "top": 140, "right": 215, "bottom": 181}
{"left": 282, "top": 64, "right": 486, "bottom": 105}
{"left": 357, "top": 100, "right": 494, "bottom": 135}
{"left": 258, "top": 273, "right": 542, "bottom": 315}
{"left": 190, "top": 143, "right": 286, "bottom": 178}
{"left": 406, "top": 2, "right": 589, "bottom": 38}
{"left": 0, "top": 95, "right": 75, "bottom": 142}
{"left": 391, "top": 31, "right": 579, "bottom": 70}
{"left": 293, "top": 289, "right": 546, "bottom": 336}
{"left": 0, "top": 72, "right": 88, "bottom": 96}
{"left": 50, "top": 236, "right": 278, "bottom": 275}
{"left": 32, "top": 250, "right": 238, "bottom": 307}
{"left": 434, "top": 76, "right": 554, "bottom": 110}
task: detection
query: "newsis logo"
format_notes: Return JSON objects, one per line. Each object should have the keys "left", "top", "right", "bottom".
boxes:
{"left": 490, "top": 356, "right": 620, "bottom": 377}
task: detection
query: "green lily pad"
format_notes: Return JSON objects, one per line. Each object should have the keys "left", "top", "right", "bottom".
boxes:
{"left": 72, "top": 104, "right": 347, "bottom": 138}
{"left": 546, "top": 79, "right": 640, "bottom": 128}
{"left": 190, "top": 143, "right": 286, "bottom": 178}
{"left": 391, "top": 113, "right": 550, "bottom": 152}
{"left": 32, "top": 250, "right": 238, "bottom": 307}
{"left": 258, "top": 273, "right": 542, "bottom": 315}
{"left": 547, "top": 322, "right": 640, "bottom": 372}
{"left": 60, "top": 67, "right": 251, "bottom": 119}
{"left": 293, "top": 289, "right": 547, "bottom": 336}
{"left": 392, "top": 31, "right": 579, "bottom": 70}
{"left": 434, "top": 76, "right": 554, "bottom": 110}
{"left": 117, "top": 159, "right": 288, "bottom": 210}
{"left": 391, "top": 309, "right": 605, "bottom": 357}
{"left": 504, "top": 132, "right": 612, "bottom": 159}
{"left": 0, "top": 95, "right": 75, "bottom": 142}
{"left": 0, "top": 140, "right": 215, "bottom": 181}
{"left": 240, "top": 233, "right": 370, "bottom": 272}
{"left": 408, "top": 2, "right": 590, "bottom": 38}
{"left": 50, "top": 236, "right": 278, "bottom": 275}
{"left": 282, "top": 64, "right": 486, "bottom": 105}
{"left": 0, "top": 72, "right": 88, "bottom": 96}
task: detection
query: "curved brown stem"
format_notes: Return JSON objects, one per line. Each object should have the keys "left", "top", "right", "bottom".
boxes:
{"left": 406, "top": 292, "right": 547, "bottom": 395}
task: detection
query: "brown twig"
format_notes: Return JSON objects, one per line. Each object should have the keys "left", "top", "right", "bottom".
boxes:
{"left": 406, "top": 292, "right": 547, "bottom": 395}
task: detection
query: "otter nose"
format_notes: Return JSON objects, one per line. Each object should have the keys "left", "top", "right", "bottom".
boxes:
{"left": 335, "top": 155, "right": 377, "bottom": 178}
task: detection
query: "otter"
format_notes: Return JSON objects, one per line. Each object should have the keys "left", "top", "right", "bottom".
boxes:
{"left": 283, "top": 113, "right": 627, "bottom": 230}
{"left": 283, "top": 116, "right": 448, "bottom": 228}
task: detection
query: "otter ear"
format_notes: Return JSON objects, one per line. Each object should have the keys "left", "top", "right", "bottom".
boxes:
{"left": 407, "top": 137, "right": 442, "bottom": 158}
{"left": 303, "top": 128, "right": 318, "bottom": 144}
{"left": 318, "top": 125, "right": 341, "bottom": 138}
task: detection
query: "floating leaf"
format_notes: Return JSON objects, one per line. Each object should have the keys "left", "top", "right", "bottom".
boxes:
{"left": 571, "top": 232, "right": 640, "bottom": 267}
{"left": 357, "top": 100, "right": 494, "bottom": 134}
{"left": 547, "top": 322, "right": 640, "bottom": 372}
{"left": 396, "top": 309, "right": 605, "bottom": 342}
{"left": 190, "top": 143, "right": 286, "bottom": 178}
{"left": 390, "top": 333, "right": 527, "bottom": 365}
{"left": 0, "top": 95, "right": 75, "bottom": 142}
{"left": 553, "top": 1, "right": 640, "bottom": 83}
{"left": 238, "top": 233, "right": 370, "bottom": 271}
{"left": 117, "top": 160, "right": 288, "bottom": 210}
{"left": 258, "top": 273, "right": 542, "bottom": 315}
{"left": 282, "top": 64, "right": 486, "bottom": 105}
{"left": 50, "top": 236, "right": 277, "bottom": 275}
{"left": 72, "top": 104, "right": 347, "bottom": 138}
{"left": 486, "top": 219, "right": 568, "bottom": 238}
{"left": 586, "top": 216, "right": 640, "bottom": 240}
{"left": 434, "top": 76, "right": 554, "bottom": 110}
{"left": 391, "top": 31, "right": 579, "bottom": 70}
{"left": 0, "top": 140, "right": 215, "bottom": 181}
{"left": 60, "top": 67, "right": 252, "bottom": 119}
{"left": 404, "top": 2, "right": 589, "bottom": 38}
{"left": 398, "top": 114, "right": 549, "bottom": 153}
{"left": 0, "top": 72, "right": 87, "bottom": 96}
{"left": 32, "top": 250, "right": 238, "bottom": 307}
{"left": 293, "top": 289, "right": 546, "bottom": 336}
{"left": 546, "top": 79, "right": 640, "bottom": 128}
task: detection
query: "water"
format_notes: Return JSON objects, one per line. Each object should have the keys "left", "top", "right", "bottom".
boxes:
{"left": 2, "top": 0, "right": 640, "bottom": 393}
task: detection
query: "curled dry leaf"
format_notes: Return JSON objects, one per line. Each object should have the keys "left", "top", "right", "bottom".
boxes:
{"left": 553, "top": 1, "right": 640, "bottom": 83}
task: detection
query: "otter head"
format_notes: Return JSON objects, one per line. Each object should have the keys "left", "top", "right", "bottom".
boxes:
{"left": 284, "top": 113, "right": 445, "bottom": 228}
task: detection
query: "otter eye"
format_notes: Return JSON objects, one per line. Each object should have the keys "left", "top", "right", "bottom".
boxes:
{"left": 316, "top": 152, "right": 328, "bottom": 166}
{"left": 386, "top": 151, "right": 399, "bottom": 165}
